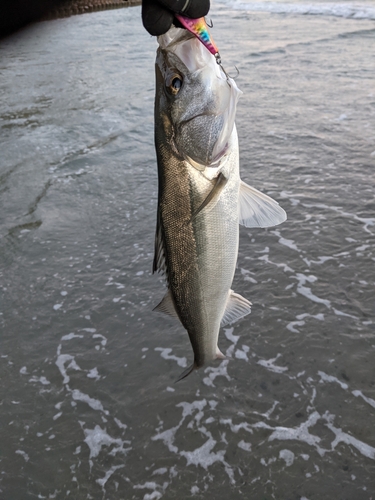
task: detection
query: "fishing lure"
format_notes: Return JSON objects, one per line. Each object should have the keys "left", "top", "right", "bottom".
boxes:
{"left": 175, "top": 15, "right": 222, "bottom": 65}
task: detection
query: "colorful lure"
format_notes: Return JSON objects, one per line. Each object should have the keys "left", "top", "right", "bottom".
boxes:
{"left": 175, "top": 15, "right": 222, "bottom": 65}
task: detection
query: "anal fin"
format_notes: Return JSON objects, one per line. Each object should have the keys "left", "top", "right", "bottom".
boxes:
{"left": 221, "top": 290, "right": 252, "bottom": 327}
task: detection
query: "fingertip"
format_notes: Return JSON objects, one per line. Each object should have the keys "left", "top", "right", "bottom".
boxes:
{"left": 183, "top": 0, "right": 210, "bottom": 19}
{"left": 159, "top": 0, "right": 210, "bottom": 19}
{"left": 142, "top": 0, "right": 174, "bottom": 36}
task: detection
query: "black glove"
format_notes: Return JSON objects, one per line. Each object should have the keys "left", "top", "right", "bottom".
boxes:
{"left": 142, "top": 0, "right": 210, "bottom": 36}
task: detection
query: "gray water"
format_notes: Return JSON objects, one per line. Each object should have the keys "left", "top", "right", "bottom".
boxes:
{"left": 0, "top": 2, "right": 374, "bottom": 498}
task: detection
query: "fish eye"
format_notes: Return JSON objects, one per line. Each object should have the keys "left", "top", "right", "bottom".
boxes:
{"left": 167, "top": 74, "right": 183, "bottom": 95}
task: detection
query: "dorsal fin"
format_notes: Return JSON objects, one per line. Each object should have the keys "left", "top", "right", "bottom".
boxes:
{"left": 153, "top": 289, "right": 179, "bottom": 319}
{"left": 239, "top": 181, "right": 287, "bottom": 228}
{"left": 221, "top": 290, "right": 252, "bottom": 327}
{"left": 152, "top": 210, "right": 167, "bottom": 275}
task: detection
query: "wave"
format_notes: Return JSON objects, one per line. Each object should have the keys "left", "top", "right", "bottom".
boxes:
{"left": 219, "top": 0, "right": 375, "bottom": 20}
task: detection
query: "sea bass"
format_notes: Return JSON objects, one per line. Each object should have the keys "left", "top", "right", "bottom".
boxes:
{"left": 153, "top": 27, "right": 286, "bottom": 380}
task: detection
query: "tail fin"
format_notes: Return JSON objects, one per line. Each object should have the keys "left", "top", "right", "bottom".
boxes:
{"left": 175, "top": 362, "right": 196, "bottom": 382}
{"left": 216, "top": 347, "right": 225, "bottom": 360}
{"left": 176, "top": 349, "right": 225, "bottom": 382}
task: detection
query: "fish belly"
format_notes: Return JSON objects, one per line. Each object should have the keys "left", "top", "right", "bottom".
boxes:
{"left": 188, "top": 152, "right": 240, "bottom": 365}
{"left": 159, "top": 134, "right": 240, "bottom": 367}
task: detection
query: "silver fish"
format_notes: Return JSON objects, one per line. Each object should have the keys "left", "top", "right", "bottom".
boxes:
{"left": 153, "top": 28, "right": 286, "bottom": 380}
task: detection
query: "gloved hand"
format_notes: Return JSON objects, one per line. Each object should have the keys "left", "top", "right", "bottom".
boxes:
{"left": 142, "top": 0, "right": 210, "bottom": 36}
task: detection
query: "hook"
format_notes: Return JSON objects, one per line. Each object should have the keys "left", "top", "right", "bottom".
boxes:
{"left": 229, "top": 65, "right": 240, "bottom": 79}
{"left": 214, "top": 54, "right": 239, "bottom": 85}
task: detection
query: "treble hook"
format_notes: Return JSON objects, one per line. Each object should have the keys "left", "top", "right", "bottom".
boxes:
{"left": 214, "top": 54, "right": 239, "bottom": 85}
{"left": 228, "top": 65, "right": 240, "bottom": 79}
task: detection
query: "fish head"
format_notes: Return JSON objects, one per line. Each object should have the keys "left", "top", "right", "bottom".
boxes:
{"left": 155, "top": 27, "right": 242, "bottom": 168}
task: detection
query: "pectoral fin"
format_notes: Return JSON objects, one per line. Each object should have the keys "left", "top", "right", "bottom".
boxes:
{"left": 239, "top": 181, "right": 287, "bottom": 228}
{"left": 221, "top": 290, "right": 252, "bottom": 327}
{"left": 191, "top": 172, "right": 228, "bottom": 220}
{"left": 186, "top": 155, "right": 206, "bottom": 171}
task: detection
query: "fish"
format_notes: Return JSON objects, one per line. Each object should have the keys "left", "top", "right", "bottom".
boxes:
{"left": 153, "top": 26, "right": 286, "bottom": 380}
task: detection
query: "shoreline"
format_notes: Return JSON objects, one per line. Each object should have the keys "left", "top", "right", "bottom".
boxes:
{"left": 42, "top": 0, "right": 141, "bottom": 20}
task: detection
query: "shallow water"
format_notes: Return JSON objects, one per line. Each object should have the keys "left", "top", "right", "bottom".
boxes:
{"left": 0, "top": 2, "right": 374, "bottom": 498}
